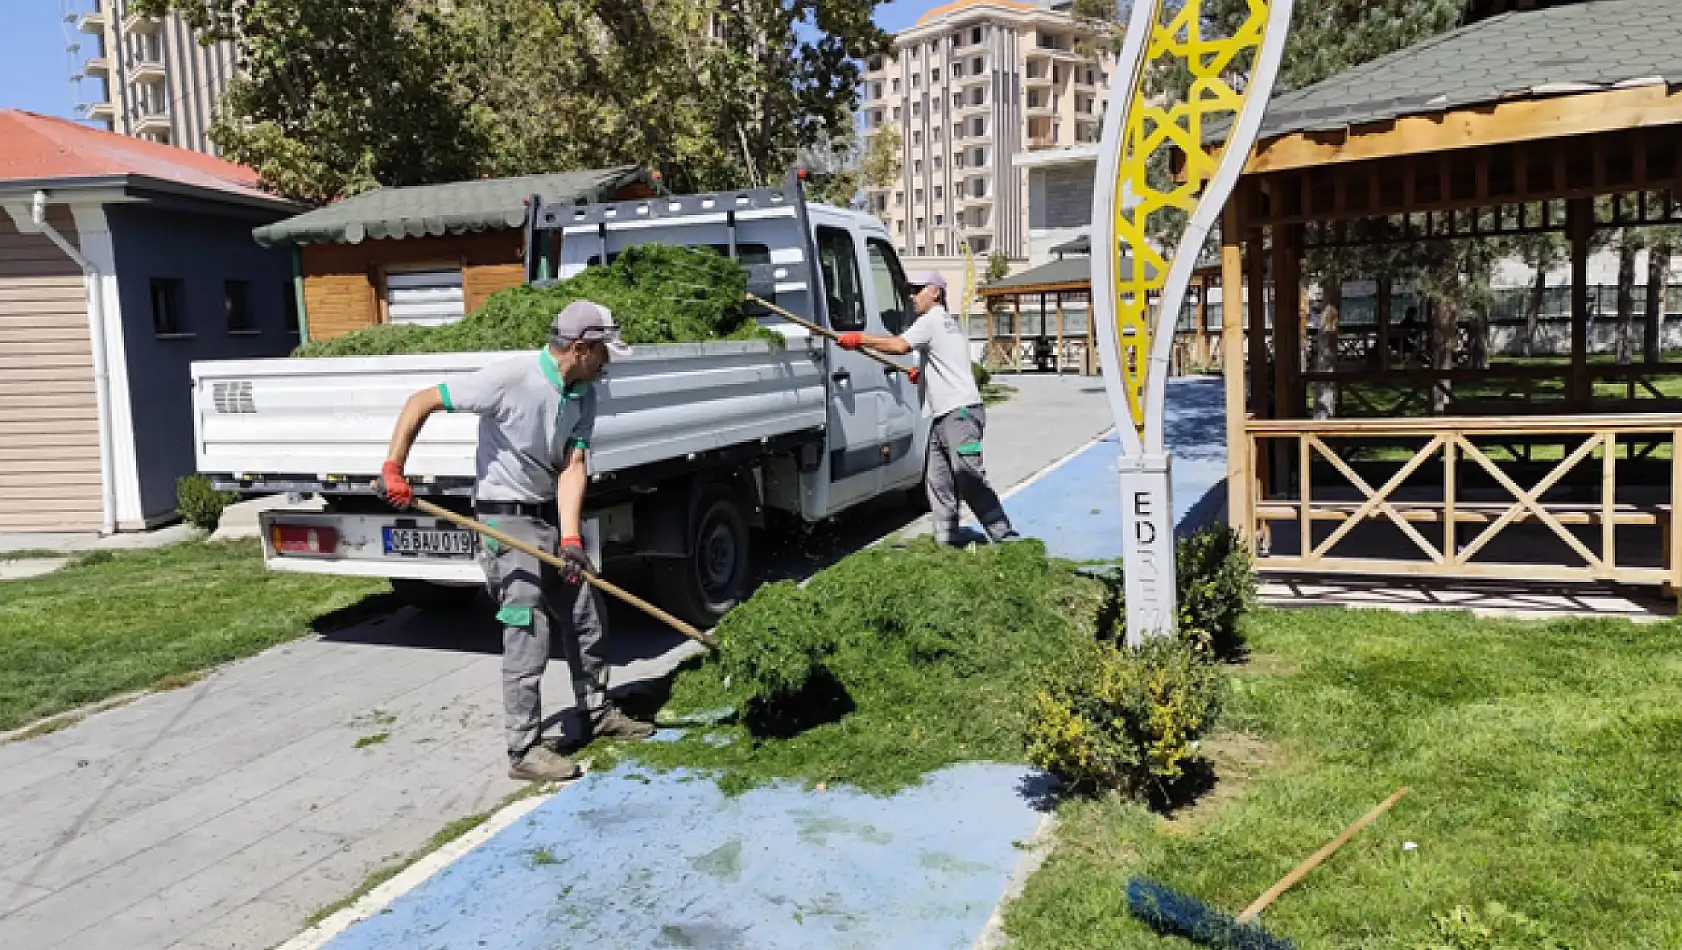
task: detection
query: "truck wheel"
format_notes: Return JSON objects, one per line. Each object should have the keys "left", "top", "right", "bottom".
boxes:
{"left": 391, "top": 579, "right": 480, "bottom": 612}
{"left": 654, "top": 482, "right": 752, "bottom": 628}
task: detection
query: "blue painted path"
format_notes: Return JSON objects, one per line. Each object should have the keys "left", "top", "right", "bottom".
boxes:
{"left": 321, "top": 763, "right": 1052, "bottom": 950}
{"left": 968, "top": 376, "right": 1229, "bottom": 562}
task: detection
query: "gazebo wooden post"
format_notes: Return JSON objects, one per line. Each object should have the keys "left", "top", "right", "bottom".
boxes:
{"left": 1055, "top": 292, "right": 1065, "bottom": 375}
{"left": 1196, "top": 276, "right": 1211, "bottom": 365}
{"left": 1247, "top": 225, "right": 1270, "bottom": 420}
{"left": 1222, "top": 205, "right": 1253, "bottom": 543}
{"left": 1377, "top": 276, "right": 1393, "bottom": 371}
{"left": 1012, "top": 295, "right": 1022, "bottom": 373}
{"left": 1273, "top": 224, "right": 1302, "bottom": 419}
{"left": 1568, "top": 196, "right": 1594, "bottom": 409}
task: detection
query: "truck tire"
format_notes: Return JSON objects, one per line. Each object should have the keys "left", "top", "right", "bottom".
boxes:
{"left": 390, "top": 579, "right": 480, "bottom": 612}
{"left": 653, "top": 481, "right": 753, "bottom": 628}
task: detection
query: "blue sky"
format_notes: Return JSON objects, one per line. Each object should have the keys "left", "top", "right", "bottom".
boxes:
{"left": 3, "top": 0, "right": 939, "bottom": 124}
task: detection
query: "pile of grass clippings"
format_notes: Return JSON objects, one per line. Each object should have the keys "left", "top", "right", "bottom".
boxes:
{"left": 633, "top": 538, "right": 1111, "bottom": 794}
{"left": 294, "top": 244, "right": 781, "bottom": 358}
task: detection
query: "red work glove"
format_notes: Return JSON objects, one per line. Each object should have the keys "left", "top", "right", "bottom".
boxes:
{"left": 376, "top": 460, "right": 413, "bottom": 510}
{"left": 559, "top": 536, "right": 594, "bottom": 583}
{"left": 906, "top": 367, "right": 922, "bottom": 385}
{"left": 836, "top": 332, "right": 864, "bottom": 350}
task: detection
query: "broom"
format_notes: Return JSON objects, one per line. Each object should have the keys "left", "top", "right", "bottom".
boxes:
{"left": 1127, "top": 787, "right": 1409, "bottom": 949}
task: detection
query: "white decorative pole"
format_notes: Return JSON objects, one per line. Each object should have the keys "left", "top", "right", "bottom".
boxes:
{"left": 1090, "top": 0, "right": 1295, "bottom": 644}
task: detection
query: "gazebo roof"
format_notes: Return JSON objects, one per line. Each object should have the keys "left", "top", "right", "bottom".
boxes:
{"left": 1250, "top": 0, "right": 1682, "bottom": 141}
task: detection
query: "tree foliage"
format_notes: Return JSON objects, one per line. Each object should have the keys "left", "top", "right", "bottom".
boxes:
{"left": 140, "top": 0, "right": 892, "bottom": 202}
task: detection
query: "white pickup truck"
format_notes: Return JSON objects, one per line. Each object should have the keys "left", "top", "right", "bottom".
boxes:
{"left": 191, "top": 172, "right": 931, "bottom": 625}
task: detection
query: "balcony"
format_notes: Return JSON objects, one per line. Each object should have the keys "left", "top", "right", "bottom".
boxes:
{"left": 82, "top": 56, "right": 111, "bottom": 78}
{"left": 1028, "top": 135, "right": 1056, "bottom": 150}
{"left": 1025, "top": 100, "right": 1054, "bottom": 117}
{"left": 77, "top": 8, "right": 106, "bottom": 34}
{"left": 86, "top": 100, "right": 115, "bottom": 121}
{"left": 121, "top": 10, "right": 160, "bottom": 33}
{"left": 126, "top": 56, "right": 165, "bottom": 83}
{"left": 1024, "top": 71, "right": 1053, "bottom": 88}
{"left": 130, "top": 107, "right": 169, "bottom": 135}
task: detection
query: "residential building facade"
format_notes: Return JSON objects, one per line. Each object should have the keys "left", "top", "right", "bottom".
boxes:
{"left": 73, "top": 0, "right": 238, "bottom": 154}
{"left": 860, "top": 0, "right": 1114, "bottom": 260}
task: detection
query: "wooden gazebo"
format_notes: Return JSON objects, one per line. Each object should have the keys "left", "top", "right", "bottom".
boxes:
{"left": 1213, "top": 0, "right": 1682, "bottom": 591}
{"left": 979, "top": 249, "right": 1221, "bottom": 375}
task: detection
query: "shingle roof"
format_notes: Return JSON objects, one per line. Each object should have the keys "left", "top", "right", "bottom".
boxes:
{"left": 0, "top": 109, "right": 280, "bottom": 205}
{"left": 1222, "top": 0, "right": 1682, "bottom": 143}
{"left": 252, "top": 167, "right": 656, "bottom": 247}
{"left": 982, "top": 257, "right": 1096, "bottom": 293}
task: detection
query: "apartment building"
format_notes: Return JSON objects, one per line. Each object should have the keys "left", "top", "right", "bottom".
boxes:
{"left": 72, "top": 0, "right": 238, "bottom": 155}
{"left": 860, "top": 0, "right": 1113, "bottom": 259}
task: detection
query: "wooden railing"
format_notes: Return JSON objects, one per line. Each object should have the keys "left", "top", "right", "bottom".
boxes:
{"left": 1298, "top": 363, "right": 1682, "bottom": 417}
{"left": 1240, "top": 414, "right": 1682, "bottom": 587}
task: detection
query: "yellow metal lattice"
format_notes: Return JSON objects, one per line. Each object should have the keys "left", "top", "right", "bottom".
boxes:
{"left": 1110, "top": 0, "right": 1271, "bottom": 428}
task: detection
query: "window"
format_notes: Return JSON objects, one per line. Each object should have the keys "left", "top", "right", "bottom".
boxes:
{"left": 892, "top": 78, "right": 901, "bottom": 93}
{"left": 1028, "top": 90, "right": 1041, "bottom": 108}
{"left": 1053, "top": 65, "right": 1062, "bottom": 83}
{"left": 953, "top": 62, "right": 964, "bottom": 78}
{"left": 150, "top": 278, "right": 184, "bottom": 335}
{"left": 869, "top": 56, "right": 884, "bottom": 71}
{"left": 936, "top": 243, "right": 946, "bottom": 255}
{"left": 912, "top": 101, "right": 921, "bottom": 117}
{"left": 971, "top": 56, "right": 983, "bottom": 74}
{"left": 224, "top": 280, "right": 253, "bottom": 332}
{"left": 911, "top": 74, "right": 919, "bottom": 89}
{"left": 915, "top": 189, "right": 924, "bottom": 204}
{"left": 969, "top": 87, "right": 985, "bottom": 106}
{"left": 917, "top": 246, "right": 926, "bottom": 255}
{"left": 916, "top": 217, "right": 925, "bottom": 230}
{"left": 934, "top": 213, "right": 944, "bottom": 226}
{"left": 931, "top": 67, "right": 941, "bottom": 82}
{"left": 892, "top": 106, "right": 902, "bottom": 121}
{"left": 933, "top": 185, "right": 944, "bottom": 200}
{"left": 1085, "top": 68, "right": 1095, "bottom": 85}
{"left": 895, "top": 191, "right": 904, "bottom": 205}
{"left": 283, "top": 284, "right": 299, "bottom": 334}
{"left": 971, "top": 26, "right": 982, "bottom": 44}
{"left": 816, "top": 226, "right": 868, "bottom": 332}
{"left": 913, "top": 130, "right": 922, "bottom": 146}
{"left": 953, "top": 92, "right": 963, "bottom": 109}
{"left": 970, "top": 177, "right": 987, "bottom": 198}
{"left": 954, "top": 152, "right": 965, "bottom": 169}
{"left": 933, "top": 157, "right": 942, "bottom": 171}
{"left": 933, "top": 127, "right": 942, "bottom": 142}
{"left": 969, "top": 116, "right": 985, "bottom": 136}
{"left": 913, "top": 160, "right": 922, "bottom": 174}
{"left": 867, "top": 239, "right": 915, "bottom": 335}
{"left": 972, "top": 146, "right": 986, "bottom": 166}
{"left": 872, "top": 82, "right": 882, "bottom": 99}
{"left": 953, "top": 122, "right": 963, "bottom": 139}
{"left": 897, "top": 220, "right": 905, "bottom": 233}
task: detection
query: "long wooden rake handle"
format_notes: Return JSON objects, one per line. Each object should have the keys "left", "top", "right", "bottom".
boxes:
{"left": 404, "top": 495, "right": 719, "bottom": 652}
{"left": 1236, "top": 787, "right": 1410, "bottom": 924}
{"left": 745, "top": 292, "right": 912, "bottom": 377}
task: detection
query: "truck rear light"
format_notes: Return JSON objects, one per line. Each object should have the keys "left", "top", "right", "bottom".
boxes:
{"left": 271, "top": 524, "right": 338, "bottom": 555}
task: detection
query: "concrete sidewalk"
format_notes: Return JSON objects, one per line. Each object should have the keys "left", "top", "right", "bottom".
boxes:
{"left": 0, "top": 373, "right": 1118, "bottom": 950}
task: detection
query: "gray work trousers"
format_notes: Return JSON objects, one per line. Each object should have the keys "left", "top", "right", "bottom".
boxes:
{"left": 927, "top": 403, "right": 1015, "bottom": 546}
{"left": 477, "top": 513, "right": 610, "bottom": 759}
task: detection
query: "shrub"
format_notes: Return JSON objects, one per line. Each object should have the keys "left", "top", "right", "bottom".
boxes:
{"left": 972, "top": 361, "right": 992, "bottom": 389}
{"left": 293, "top": 244, "right": 779, "bottom": 358}
{"left": 1414, "top": 902, "right": 1566, "bottom": 950}
{"left": 175, "top": 474, "right": 238, "bottom": 532}
{"left": 1175, "top": 524, "right": 1256, "bottom": 658}
{"left": 1026, "top": 636, "right": 1226, "bottom": 796}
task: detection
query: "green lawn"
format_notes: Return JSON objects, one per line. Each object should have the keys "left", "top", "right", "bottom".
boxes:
{"left": 1003, "top": 607, "right": 1682, "bottom": 950}
{"left": 0, "top": 540, "right": 387, "bottom": 731}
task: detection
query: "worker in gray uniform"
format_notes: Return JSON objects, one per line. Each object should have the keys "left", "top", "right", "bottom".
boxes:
{"left": 376, "top": 301, "right": 655, "bottom": 783}
{"left": 838, "top": 271, "right": 1020, "bottom": 547}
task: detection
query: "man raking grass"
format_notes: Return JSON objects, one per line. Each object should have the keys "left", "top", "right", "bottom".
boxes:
{"left": 834, "top": 271, "right": 1020, "bottom": 548}
{"left": 377, "top": 300, "right": 659, "bottom": 783}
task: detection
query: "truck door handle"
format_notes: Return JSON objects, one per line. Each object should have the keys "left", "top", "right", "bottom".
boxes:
{"left": 831, "top": 369, "right": 851, "bottom": 384}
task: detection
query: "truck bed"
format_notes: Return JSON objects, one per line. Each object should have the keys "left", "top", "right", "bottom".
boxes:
{"left": 192, "top": 331, "right": 826, "bottom": 489}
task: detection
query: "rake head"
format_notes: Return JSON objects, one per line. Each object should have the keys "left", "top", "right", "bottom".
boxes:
{"left": 1126, "top": 877, "right": 1297, "bottom": 950}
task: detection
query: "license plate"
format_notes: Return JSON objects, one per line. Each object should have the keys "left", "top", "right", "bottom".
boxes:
{"left": 383, "top": 526, "right": 476, "bottom": 558}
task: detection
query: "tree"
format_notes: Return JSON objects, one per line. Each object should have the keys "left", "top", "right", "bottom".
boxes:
{"left": 1647, "top": 231, "right": 1678, "bottom": 363}
{"left": 1510, "top": 231, "right": 1565, "bottom": 358}
{"left": 987, "top": 251, "right": 1012, "bottom": 284}
{"left": 134, "top": 0, "right": 487, "bottom": 201}
{"left": 142, "top": 0, "right": 892, "bottom": 201}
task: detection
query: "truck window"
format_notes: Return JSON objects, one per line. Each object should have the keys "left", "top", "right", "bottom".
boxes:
{"left": 866, "top": 239, "right": 915, "bottom": 335}
{"left": 815, "top": 228, "right": 868, "bottom": 332}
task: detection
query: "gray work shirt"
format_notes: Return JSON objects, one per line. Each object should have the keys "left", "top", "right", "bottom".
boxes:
{"left": 439, "top": 349, "right": 595, "bottom": 503}
{"left": 902, "top": 303, "right": 982, "bottom": 419}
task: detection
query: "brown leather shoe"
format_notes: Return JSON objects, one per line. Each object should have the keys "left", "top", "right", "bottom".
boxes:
{"left": 508, "top": 745, "right": 582, "bottom": 782}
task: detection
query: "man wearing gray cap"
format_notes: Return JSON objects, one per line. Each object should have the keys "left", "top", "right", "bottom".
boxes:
{"left": 838, "top": 271, "right": 1020, "bottom": 547}
{"left": 377, "top": 300, "right": 655, "bottom": 783}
